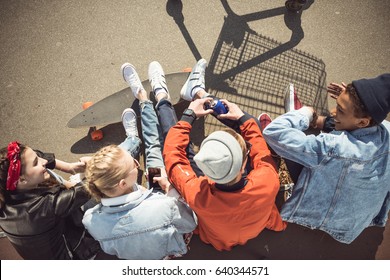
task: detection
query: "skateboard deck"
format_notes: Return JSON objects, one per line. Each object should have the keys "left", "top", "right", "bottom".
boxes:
{"left": 67, "top": 71, "right": 189, "bottom": 128}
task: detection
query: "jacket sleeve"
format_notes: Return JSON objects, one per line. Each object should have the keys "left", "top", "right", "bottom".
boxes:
{"left": 239, "top": 116, "right": 276, "bottom": 170}
{"left": 172, "top": 195, "right": 198, "bottom": 234}
{"left": 263, "top": 108, "right": 335, "bottom": 168}
{"left": 163, "top": 121, "right": 211, "bottom": 207}
{"left": 240, "top": 117, "right": 287, "bottom": 230}
{"left": 373, "top": 191, "right": 390, "bottom": 226}
{"left": 34, "top": 150, "right": 56, "bottom": 170}
{"left": 53, "top": 184, "right": 90, "bottom": 218}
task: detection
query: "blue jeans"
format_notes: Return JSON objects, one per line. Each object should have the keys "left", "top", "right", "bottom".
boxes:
{"left": 156, "top": 99, "right": 204, "bottom": 176}
{"left": 119, "top": 100, "right": 165, "bottom": 170}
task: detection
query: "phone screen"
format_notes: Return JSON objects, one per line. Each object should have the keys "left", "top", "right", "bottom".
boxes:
{"left": 148, "top": 167, "right": 161, "bottom": 190}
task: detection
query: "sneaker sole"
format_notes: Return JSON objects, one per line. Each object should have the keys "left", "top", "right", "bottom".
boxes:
{"left": 258, "top": 113, "right": 272, "bottom": 130}
{"left": 121, "top": 108, "right": 136, "bottom": 122}
{"left": 121, "top": 62, "right": 136, "bottom": 83}
{"left": 180, "top": 76, "right": 191, "bottom": 101}
{"left": 285, "top": 83, "right": 295, "bottom": 112}
{"left": 284, "top": 83, "right": 303, "bottom": 112}
{"left": 121, "top": 62, "right": 146, "bottom": 98}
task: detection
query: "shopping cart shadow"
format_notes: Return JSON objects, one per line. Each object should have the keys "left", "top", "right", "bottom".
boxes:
{"left": 168, "top": 0, "right": 327, "bottom": 138}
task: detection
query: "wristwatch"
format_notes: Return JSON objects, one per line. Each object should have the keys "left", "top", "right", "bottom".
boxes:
{"left": 182, "top": 108, "right": 196, "bottom": 119}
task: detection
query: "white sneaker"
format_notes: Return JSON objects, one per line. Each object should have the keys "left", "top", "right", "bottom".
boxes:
{"left": 284, "top": 83, "right": 302, "bottom": 113}
{"left": 258, "top": 113, "right": 272, "bottom": 131}
{"left": 180, "top": 58, "right": 207, "bottom": 101}
{"left": 121, "top": 63, "right": 144, "bottom": 98}
{"left": 121, "top": 108, "right": 138, "bottom": 138}
{"left": 148, "top": 61, "right": 170, "bottom": 100}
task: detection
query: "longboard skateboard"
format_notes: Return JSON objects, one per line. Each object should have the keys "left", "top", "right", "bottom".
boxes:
{"left": 67, "top": 71, "right": 190, "bottom": 139}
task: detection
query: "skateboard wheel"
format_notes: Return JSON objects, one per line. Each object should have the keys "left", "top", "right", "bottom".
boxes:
{"left": 91, "top": 129, "right": 103, "bottom": 141}
{"left": 182, "top": 67, "right": 192, "bottom": 72}
{"left": 82, "top": 101, "right": 94, "bottom": 110}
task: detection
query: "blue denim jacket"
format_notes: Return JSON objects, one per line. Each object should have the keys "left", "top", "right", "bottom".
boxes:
{"left": 82, "top": 185, "right": 197, "bottom": 259}
{"left": 263, "top": 108, "right": 390, "bottom": 243}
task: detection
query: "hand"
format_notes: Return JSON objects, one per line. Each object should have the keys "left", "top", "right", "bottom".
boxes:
{"left": 152, "top": 168, "right": 172, "bottom": 193}
{"left": 69, "top": 161, "right": 86, "bottom": 174}
{"left": 327, "top": 82, "right": 346, "bottom": 99}
{"left": 217, "top": 99, "right": 245, "bottom": 120}
{"left": 62, "top": 180, "right": 77, "bottom": 189}
{"left": 305, "top": 106, "right": 319, "bottom": 128}
{"left": 314, "top": 115, "right": 326, "bottom": 130}
{"left": 188, "top": 98, "right": 214, "bottom": 118}
{"left": 79, "top": 156, "right": 91, "bottom": 165}
{"left": 329, "top": 107, "right": 336, "bottom": 117}
{"left": 68, "top": 156, "right": 90, "bottom": 174}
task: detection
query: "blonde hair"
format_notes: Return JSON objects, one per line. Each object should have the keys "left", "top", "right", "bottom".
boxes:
{"left": 220, "top": 128, "right": 248, "bottom": 186}
{"left": 84, "top": 145, "right": 130, "bottom": 202}
{"left": 221, "top": 128, "right": 247, "bottom": 161}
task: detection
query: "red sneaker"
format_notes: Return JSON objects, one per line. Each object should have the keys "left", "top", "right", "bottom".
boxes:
{"left": 284, "top": 83, "right": 302, "bottom": 113}
{"left": 258, "top": 113, "right": 272, "bottom": 131}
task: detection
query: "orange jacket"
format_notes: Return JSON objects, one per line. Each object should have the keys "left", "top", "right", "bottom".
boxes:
{"left": 163, "top": 117, "right": 286, "bottom": 251}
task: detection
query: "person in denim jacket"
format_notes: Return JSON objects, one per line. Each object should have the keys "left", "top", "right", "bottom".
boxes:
{"left": 82, "top": 63, "right": 197, "bottom": 260}
{"left": 263, "top": 74, "right": 390, "bottom": 243}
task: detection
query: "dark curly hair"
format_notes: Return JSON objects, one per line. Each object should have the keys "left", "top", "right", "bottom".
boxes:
{"left": 346, "top": 84, "right": 377, "bottom": 126}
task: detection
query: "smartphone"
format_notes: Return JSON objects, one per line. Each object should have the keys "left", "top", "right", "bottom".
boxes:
{"left": 148, "top": 167, "right": 161, "bottom": 190}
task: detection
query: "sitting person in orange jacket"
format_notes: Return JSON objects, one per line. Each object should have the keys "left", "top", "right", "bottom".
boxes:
{"left": 149, "top": 59, "right": 286, "bottom": 251}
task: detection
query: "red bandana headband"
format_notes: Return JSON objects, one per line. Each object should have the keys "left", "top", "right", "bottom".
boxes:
{"left": 6, "top": 141, "right": 21, "bottom": 191}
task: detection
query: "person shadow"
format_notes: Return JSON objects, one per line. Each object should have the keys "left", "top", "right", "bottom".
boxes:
{"left": 181, "top": 190, "right": 386, "bottom": 260}
{"left": 182, "top": 221, "right": 386, "bottom": 260}
{"left": 167, "top": 0, "right": 327, "bottom": 139}
{"left": 208, "top": 0, "right": 314, "bottom": 82}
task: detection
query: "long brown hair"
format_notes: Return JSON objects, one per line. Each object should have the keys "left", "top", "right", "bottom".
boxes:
{"left": 0, "top": 144, "right": 61, "bottom": 209}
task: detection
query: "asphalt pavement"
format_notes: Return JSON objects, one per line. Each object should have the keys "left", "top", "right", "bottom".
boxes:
{"left": 1, "top": 0, "right": 389, "bottom": 260}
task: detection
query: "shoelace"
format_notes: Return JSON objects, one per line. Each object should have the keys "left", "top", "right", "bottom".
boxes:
{"left": 150, "top": 72, "right": 167, "bottom": 90}
{"left": 125, "top": 117, "right": 138, "bottom": 137}
{"left": 128, "top": 73, "right": 142, "bottom": 93}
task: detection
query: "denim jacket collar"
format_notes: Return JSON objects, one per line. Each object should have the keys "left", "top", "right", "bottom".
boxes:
{"left": 101, "top": 184, "right": 152, "bottom": 211}
{"left": 332, "top": 125, "right": 379, "bottom": 139}
{"left": 349, "top": 124, "right": 379, "bottom": 138}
